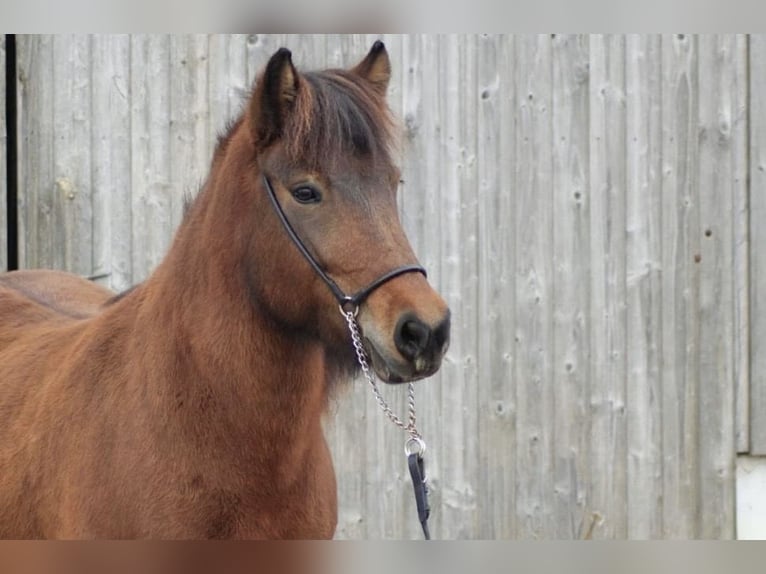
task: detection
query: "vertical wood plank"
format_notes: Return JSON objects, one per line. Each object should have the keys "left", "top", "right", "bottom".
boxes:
{"left": 1, "top": 36, "right": 6, "bottom": 272}
{"left": 17, "top": 35, "right": 96, "bottom": 275}
{"left": 130, "top": 34, "right": 172, "bottom": 282}
{"left": 551, "top": 33, "right": 591, "bottom": 539}
{"left": 696, "top": 34, "right": 737, "bottom": 539}
{"left": 476, "top": 33, "right": 516, "bottom": 539}
{"left": 169, "top": 35, "right": 210, "bottom": 231}
{"left": 91, "top": 34, "right": 131, "bottom": 291}
{"left": 44, "top": 35, "right": 94, "bottom": 275}
{"left": 433, "top": 33, "right": 480, "bottom": 540}
{"left": 588, "top": 33, "right": 628, "bottom": 539}
{"left": 733, "top": 35, "right": 749, "bottom": 455}
{"left": 750, "top": 35, "right": 766, "bottom": 455}
{"left": 208, "top": 34, "right": 248, "bottom": 149}
{"left": 661, "top": 32, "right": 701, "bottom": 538}
{"left": 625, "top": 33, "right": 663, "bottom": 538}
{"left": 514, "top": 34, "right": 555, "bottom": 539}
{"left": 457, "top": 32, "right": 480, "bottom": 539}
{"left": 16, "top": 35, "right": 54, "bottom": 270}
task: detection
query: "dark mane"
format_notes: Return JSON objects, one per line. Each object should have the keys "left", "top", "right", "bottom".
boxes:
{"left": 283, "top": 69, "right": 397, "bottom": 169}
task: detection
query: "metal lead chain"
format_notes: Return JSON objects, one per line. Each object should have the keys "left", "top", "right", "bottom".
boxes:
{"left": 342, "top": 308, "right": 422, "bottom": 442}
{"left": 342, "top": 307, "right": 432, "bottom": 540}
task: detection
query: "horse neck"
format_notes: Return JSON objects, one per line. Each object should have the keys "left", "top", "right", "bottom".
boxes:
{"left": 126, "top": 147, "right": 332, "bottom": 469}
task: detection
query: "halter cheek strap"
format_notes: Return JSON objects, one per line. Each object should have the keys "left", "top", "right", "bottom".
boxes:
{"left": 263, "top": 175, "right": 427, "bottom": 310}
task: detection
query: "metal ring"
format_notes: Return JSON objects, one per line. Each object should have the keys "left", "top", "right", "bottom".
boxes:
{"left": 405, "top": 436, "right": 426, "bottom": 457}
{"left": 338, "top": 302, "right": 359, "bottom": 318}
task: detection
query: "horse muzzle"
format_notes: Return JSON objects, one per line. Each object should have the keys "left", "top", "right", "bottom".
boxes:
{"left": 364, "top": 311, "right": 451, "bottom": 384}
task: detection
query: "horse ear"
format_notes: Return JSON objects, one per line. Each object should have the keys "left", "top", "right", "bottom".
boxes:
{"left": 352, "top": 40, "right": 391, "bottom": 96}
{"left": 251, "top": 47, "right": 300, "bottom": 148}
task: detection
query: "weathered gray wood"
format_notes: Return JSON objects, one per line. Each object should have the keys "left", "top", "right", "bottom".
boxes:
{"left": 209, "top": 34, "right": 248, "bottom": 145}
{"left": 587, "top": 33, "right": 627, "bottom": 539}
{"left": 17, "top": 35, "right": 95, "bottom": 275}
{"left": 130, "top": 34, "right": 172, "bottom": 281}
{"left": 91, "top": 34, "right": 131, "bottom": 291}
{"left": 476, "top": 33, "right": 516, "bottom": 540}
{"left": 431, "top": 33, "right": 480, "bottom": 540}
{"left": 696, "top": 34, "right": 738, "bottom": 539}
{"left": 514, "top": 34, "right": 555, "bottom": 539}
{"left": 551, "top": 33, "right": 591, "bottom": 539}
{"left": 734, "top": 36, "right": 750, "bottom": 455}
{"left": 54, "top": 35, "right": 93, "bottom": 276}
{"left": 625, "top": 33, "right": 663, "bottom": 539}
{"left": 661, "top": 33, "right": 701, "bottom": 539}
{"left": 751, "top": 35, "right": 766, "bottom": 455}
{"left": 17, "top": 35, "right": 55, "bottom": 270}
{"left": 1, "top": 36, "right": 6, "bottom": 272}
{"left": 169, "top": 35, "right": 210, "bottom": 232}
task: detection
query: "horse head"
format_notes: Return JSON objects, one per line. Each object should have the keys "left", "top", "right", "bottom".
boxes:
{"left": 244, "top": 42, "right": 451, "bottom": 384}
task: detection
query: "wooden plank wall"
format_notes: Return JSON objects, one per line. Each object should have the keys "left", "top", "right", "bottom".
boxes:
{"left": 10, "top": 34, "right": 757, "bottom": 539}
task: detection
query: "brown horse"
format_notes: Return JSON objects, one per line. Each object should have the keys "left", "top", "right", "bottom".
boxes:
{"left": 0, "top": 42, "right": 450, "bottom": 539}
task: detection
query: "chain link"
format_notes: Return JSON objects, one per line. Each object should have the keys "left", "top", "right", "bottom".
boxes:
{"left": 342, "top": 309, "right": 421, "bottom": 441}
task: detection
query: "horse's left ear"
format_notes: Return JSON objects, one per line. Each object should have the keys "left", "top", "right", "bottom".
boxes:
{"left": 352, "top": 40, "right": 391, "bottom": 96}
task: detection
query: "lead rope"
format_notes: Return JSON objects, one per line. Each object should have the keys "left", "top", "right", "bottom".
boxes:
{"left": 341, "top": 308, "right": 431, "bottom": 541}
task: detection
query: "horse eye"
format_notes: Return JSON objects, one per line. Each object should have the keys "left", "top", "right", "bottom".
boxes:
{"left": 291, "top": 186, "right": 322, "bottom": 204}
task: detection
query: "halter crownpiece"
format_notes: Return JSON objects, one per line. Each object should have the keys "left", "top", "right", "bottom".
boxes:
{"left": 262, "top": 175, "right": 427, "bottom": 311}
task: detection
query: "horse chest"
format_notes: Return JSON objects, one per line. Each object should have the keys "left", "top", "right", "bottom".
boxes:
{"left": 196, "top": 474, "right": 337, "bottom": 539}
{"left": 166, "top": 441, "right": 338, "bottom": 540}
{"left": 235, "top": 451, "right": 339, "bottom": 539}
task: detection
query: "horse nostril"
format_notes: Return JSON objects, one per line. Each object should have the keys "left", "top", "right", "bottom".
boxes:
{"left": 395, "top": 315, "right": 432, "bottom": 361}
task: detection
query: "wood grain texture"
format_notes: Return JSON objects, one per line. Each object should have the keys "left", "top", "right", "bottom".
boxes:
{"left": 660, "top": 33, "right": 701, "bottom": 539}
{"left": 16, "top": 36, "right": 95, "bottom": 273}
{"left": 588, "top": 33, "right": 627, "bottom": 539}
{"left": 17, "top": 35, "right": 55, "bottom": 270}
{"left": 696, "top": 34, "right": 737, "bottom": 538}
{"left": 751, "top": 35, "right": 766, "bottom": 455}
{"left": 626, "top": 34, "right": 663, "bottom": 539}
{"left": 733, "top": 36, "right": 750, "bottom": 455}
{"left": 551, "top": 33, "right": 590, "bottom": 539}
{"left": 434, "top": 33, "right": 480, "bottom": 540}
{"left": 91, "top": 34, "right": 131, "bottom": 290}
{"left": 476, "top": 33, "right": 516, "bottom": 540}
{"left": 11, "top": 34, "right": 756, "bottom": 539}
{"left": 514, "top": 34, "right": 555, "bottom": 539}
{"left": 130, "top": 34, "right": 172, "bottom": 281}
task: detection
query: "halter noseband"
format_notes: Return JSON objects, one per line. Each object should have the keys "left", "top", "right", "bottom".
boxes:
{"left": 263, "top": 175, "right": 427, "bottom": 312}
